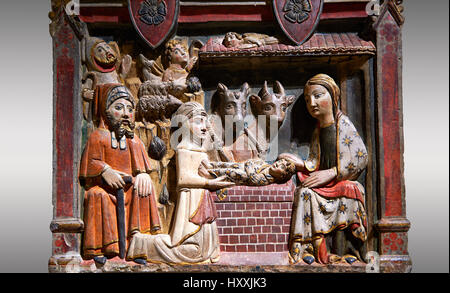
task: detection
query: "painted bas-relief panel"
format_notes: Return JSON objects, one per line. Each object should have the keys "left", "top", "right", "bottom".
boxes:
{"left": 49, "top": 0, "right": 411, "bottom": 273}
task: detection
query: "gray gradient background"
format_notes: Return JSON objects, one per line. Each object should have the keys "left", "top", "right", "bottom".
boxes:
{"left": 0, "top": 0, "right": 448, "bottom": 273}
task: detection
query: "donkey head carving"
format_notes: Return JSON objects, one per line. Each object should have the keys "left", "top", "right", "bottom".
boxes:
{"left": 210, "top": 82, "right": 250, "bottom": 132}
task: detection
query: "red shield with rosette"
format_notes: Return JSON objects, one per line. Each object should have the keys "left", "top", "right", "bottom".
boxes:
{"left": 273, "top": 0, "right": 324, "bottom": 46}
{"left": 128, "top": 0, "right": 180, "bottom": 49}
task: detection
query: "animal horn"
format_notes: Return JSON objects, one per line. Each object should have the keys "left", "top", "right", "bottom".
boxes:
{"left": 258, "top": 81, "right": 270, "bottom": 100}
{"left": 240, "top": 82, "right": 249, "bottom": 92}
{"left": 217, "top": 83, "right": 228, "bottom": 92}
{"left": 274, "top": 81, "right": 285, "bottom": 96}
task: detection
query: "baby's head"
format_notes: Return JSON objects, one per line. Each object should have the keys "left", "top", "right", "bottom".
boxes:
{"left": 268, "top": 158, "right": 296, "bottom": 183}
{"left": 222, "top": 32, "right": 243, "bottom": 48}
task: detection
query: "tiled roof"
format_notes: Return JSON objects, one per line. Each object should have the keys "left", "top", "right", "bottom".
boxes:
{"left": 199, "top": 33, "right": 376, "bottom": 58}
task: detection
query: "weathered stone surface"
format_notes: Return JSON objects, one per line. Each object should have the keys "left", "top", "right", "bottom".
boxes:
{"left": 48, "top": 253, "right": 411, "bottom": 273}
{"left": 49, "top": 260, "right": 367, "bottom": 273}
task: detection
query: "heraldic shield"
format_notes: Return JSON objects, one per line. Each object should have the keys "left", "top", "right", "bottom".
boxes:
{"left": 129, "top": 0, "right": 180, "bottom": 48}
{"left": 273, "top": 0, "right": 324, "bottom": 46}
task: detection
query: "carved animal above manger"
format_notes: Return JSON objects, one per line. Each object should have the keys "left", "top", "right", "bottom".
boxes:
{"left": 246, "top": 81, "right": 295, "bottom": 160}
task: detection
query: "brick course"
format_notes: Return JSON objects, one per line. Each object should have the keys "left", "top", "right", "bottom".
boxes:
{"left": 214, "top": 180, "right": 295, "bottom": 253}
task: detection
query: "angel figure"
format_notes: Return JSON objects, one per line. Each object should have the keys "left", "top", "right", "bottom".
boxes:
{"left": 139, "top": 39, "right": 204, "bottom": 105}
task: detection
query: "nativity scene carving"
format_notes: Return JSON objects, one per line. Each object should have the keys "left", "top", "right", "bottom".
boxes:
{"left": 77, "top": 32, "right": 369, "bottom": 266}
{"left": 49, "top": 0, "right": 411, "bottom": 273}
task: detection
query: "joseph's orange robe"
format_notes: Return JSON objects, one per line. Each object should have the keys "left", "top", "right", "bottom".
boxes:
{"left": 79, "top": 128, "right": 161, "bottom": 258}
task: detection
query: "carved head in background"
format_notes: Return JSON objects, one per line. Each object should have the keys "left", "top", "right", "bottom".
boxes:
{"left": 105, "top": 85, "right": 136, "bottom": 139}
{"left": 86, "top": 37, "right": 118, "bottom": 72}
{"left": 249, "top": 81, "right": 295, "bottom": 129}
{"left": 210, "top": 82, "right": 250, "bottom": 136}
{"left": 290, "top": 74, "right": 341, "bottom": 145}
{"left": 164, "top": 39, "right": 189, "bottom": 68}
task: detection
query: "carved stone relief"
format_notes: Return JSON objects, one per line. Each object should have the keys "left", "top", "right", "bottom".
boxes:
{"left": 49, "top": 0, "right": 410, "bottom": 273}
{"left": 283, "top": 0, "right": 312, "bottom": 24}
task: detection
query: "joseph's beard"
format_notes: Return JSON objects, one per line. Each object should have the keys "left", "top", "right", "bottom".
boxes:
{"left": 107, "top": 114, "right": 135, "bottom": 139}
{"left": 116, "top": 124, "right": 135, "bottom": 139}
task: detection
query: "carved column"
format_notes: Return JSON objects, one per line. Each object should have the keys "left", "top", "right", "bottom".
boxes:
{"left": 373, "top": 0, "right": 412, "bottom": 272}
{"left": 48, "top": 2, "right": 85, "bottom": 270}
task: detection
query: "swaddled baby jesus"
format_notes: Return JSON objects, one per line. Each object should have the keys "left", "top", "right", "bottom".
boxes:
{"left": 198, "top": 154, "right": 303, "bottom": 187}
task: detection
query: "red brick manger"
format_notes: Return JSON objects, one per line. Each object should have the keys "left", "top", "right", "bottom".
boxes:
{"left": 213, "top": 180, "right": 296, "bottom": 253}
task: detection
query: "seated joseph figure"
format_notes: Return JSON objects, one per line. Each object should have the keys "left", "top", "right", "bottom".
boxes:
{"left": 280, "top": 74, "right": 369, "bottom": 265}
{"left": 79, "top": 84, "right": 161, "bottom": 265}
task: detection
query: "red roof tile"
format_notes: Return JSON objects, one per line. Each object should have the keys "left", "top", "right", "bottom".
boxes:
{"left": 199, "top": 33, "right": 376, "bottom": 58}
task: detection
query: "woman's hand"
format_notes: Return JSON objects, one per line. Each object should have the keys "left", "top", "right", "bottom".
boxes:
{"left": 206, "top": 176, "right": 235, "bottom": 191}
{"left": 198, "top": 163, "right": 213, "bottom": 179}
{"left": 200, "top": 159, "right": 213, "bottom": 169}
{"left": 134, "top": 173, "right": 153, "bottom": 198}
{"left": 302, "top": 168, "right": 337, "bottom": 188}
{"left": 198, "top": 160, "right": 214, "bottom": 178}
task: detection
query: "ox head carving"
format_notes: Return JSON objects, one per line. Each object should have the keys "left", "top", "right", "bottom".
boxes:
{"left": 249, "top": 81, "right": 295, "bottom": 129}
